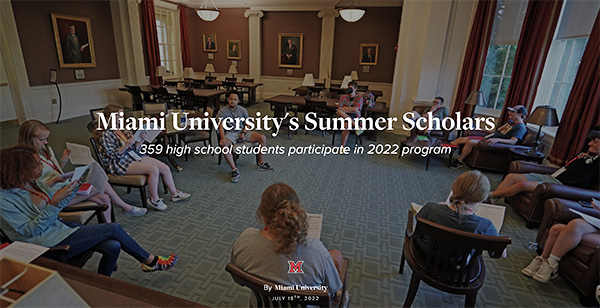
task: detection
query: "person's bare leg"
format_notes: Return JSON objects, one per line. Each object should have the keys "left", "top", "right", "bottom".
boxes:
{"left": 249, "top": 132, "right": 267, "bottom": 165}
{"left": 147, "top": 157, "right": 178, "bottom": 195}
{"left": 220, "top": 139, "right": 237, "bottom": 171}
{"left": 337, "top": 110, "right": 350, "bottom": 147}
{"left": 492, "top": 173, "right": 529, "bottom": 194}
{"left": 458, "top": 139, "right": 480, "bottom": 161}
{"left": 103, "top": 184, "right": 135, "bottom": 212}
{"left": 540, "top": 224, "right": 566, "bottom": 259}
{"left": 548, "top": 219, "right": 598, "bottom": 258}
{"left": 450, "top": 137, "right": 469, "bottom": 146}
{"left": 126, "top": 161, "right": 161, "bottom": 201}
{"left": 491, "top": 179, "right": 538, "bottom": 198}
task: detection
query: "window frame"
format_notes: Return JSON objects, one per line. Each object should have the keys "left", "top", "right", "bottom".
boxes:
{"left": 154, "top": 1, "right": 181, "bottom": 78}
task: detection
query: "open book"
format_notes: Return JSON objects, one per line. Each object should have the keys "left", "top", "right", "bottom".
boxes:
{"left": 569, "top": 209, "right": 600, "bottom": 229}
{"left": 134, "top": 123, "right": 162, "bottom": 143}
{"left": 411, "top": 201, "right": 506, "bottom": 232}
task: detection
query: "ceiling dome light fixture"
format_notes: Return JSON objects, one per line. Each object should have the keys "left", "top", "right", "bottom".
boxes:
{"left": 339, "top": 0, "right": 365, "bottom": 22}
{"left": 196, "top": 0, "right": 220, "bottom": 22}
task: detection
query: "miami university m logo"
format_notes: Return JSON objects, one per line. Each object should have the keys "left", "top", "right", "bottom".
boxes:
{"left": 287, "top": 260, "right": 304, "bottom": 273}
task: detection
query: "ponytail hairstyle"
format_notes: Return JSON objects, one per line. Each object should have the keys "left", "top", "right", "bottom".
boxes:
{"left": 449, "top": 171, "right": 490, "bottom": 221}
{"left": 92, "top": 104, "right": 123, "bottom": 141}
{"left": 256, "top": 183, "right": 308, "bottom": 256}
{"left": 18, "top": 120, "right": 51, "bottom": 158}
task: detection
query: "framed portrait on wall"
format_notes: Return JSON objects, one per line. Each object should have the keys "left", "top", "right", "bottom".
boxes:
{"left": 279, "top": 33, "right": 303, "bottom": 68}
{"left": 51, "top": 13, "right": 96, "bottom": 68}
{"left": 359, "top": 43, "right": 378, "bottom": 66}
{"left": 203, "top": 33, "right": 217, "bottom": 52}
{"left": 227, "top": 40, "right": 241, "bottom": 60}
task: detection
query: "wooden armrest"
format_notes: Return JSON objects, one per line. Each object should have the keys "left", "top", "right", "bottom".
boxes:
{"left": 62, "top": 203, "right": 108, "bottom": 213}
{"left": 331, "top": 258, "right": 350, "bottom": 308}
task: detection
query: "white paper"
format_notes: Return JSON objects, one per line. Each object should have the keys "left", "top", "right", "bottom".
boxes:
{"left": 307, "top": 213, "right": 323, "bottom": 240}
{"left": 569, "top": 209, "right": 600, "bottom": 229}
{"left": 134, "top": 123, "right": 162, "bottom": 143}
{"left": 0, "top": 242, "right": 49, "bottom": 264}
{"left": 71, "top": 164, "right": 90, "bottom": 182}
{"left": 66, "top": 142, "right": 95, "bottom": 165}
{"left": 85, "top": 162, "right": 108, "bottom": 195}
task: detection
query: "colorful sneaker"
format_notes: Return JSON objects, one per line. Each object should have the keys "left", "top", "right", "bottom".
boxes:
{"left": 123, "top": 206, "right": 147, "bottom": 216}
{"left": 141, "top": 254, "right": 178, "bottom": 272}
{"left": 258, "top": 162, "right": 274, "bottom": 171}
{"left": 231, "top": 169, "right": 240, "bottom": 183}
{"left": 148, "top": 198, "right": 167, "bottom": 211}
{"left": 533, "top": 260, "right": 558, "bottom": 283}
{"left": 172, "top": 191, "right": 190, "bottom": 202}
{"left": 521, "top": 256, "right": 544, "bottom": 278}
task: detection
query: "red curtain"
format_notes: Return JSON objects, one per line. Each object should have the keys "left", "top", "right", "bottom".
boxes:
{"left": 451, "top": 0, "right": 497, "bottom": 117}
{"left": 498, "top": 0, "right": 563, "bottom": 123}
{"left": 179, "top": 5, "right": 191, "bottom": 68}
{"left": 141, "top": 0, "right": 160, "bottom": 85}
{"left": 548, "top": 12, "right": 600, "bottom": 166}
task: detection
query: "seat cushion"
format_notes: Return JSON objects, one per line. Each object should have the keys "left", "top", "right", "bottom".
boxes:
{"left": 59, "top": 211, "right": 95, "bottom": 224}
{"left": 108, "top": 174, "right": 147, "bottom": 186}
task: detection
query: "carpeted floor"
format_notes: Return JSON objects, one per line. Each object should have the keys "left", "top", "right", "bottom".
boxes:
{"left": 0, "top": 102, "right": 585, "bottom": 307}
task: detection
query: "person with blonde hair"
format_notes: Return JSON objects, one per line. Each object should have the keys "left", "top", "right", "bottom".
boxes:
{"left": 231, "top": 183, "right": 343, "bottom": 300}
{"left": 0, "top": 145, "right": 177, "bottom": 276}
{"left": 93, "top": 105, "right": 189, "bottom": 211}
{"left": 18, "top": 120, "right": 146, "bottom": 219}
{"left": 416, "top": 171, "right": 505, "bottom": 257}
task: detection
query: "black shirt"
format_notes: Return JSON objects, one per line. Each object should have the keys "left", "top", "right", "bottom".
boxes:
{"left": 557, "top": 154, "right": 599, "bottom": 188}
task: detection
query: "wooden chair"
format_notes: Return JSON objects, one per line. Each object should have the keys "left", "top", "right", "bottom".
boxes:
{"left": 89, "top": 138, "right": 166, "bottom": 209}
{"left": 143, "top": 102, "right": 167, "bottom": 116}
{"left": 152, "top": 86, "right": 178, "bottom": 109}
{"left": 294, "top": 88, "right": 308, "bottom": 97}
{"left": 240, "top": 78, "right": 254, "bottom": 102}
{"left": 226, "top": 258, "right": 350, "bottom": 308}
{"left": 241, "top": 78, "right": 254, "bottom": 83}
{"left": 399, "top": 211, "right": 511, "bottom": 307}
{"left": 123, "top": 85, "right": 147, "bottom": 111}
{"left": 357, "top": 85, "right": 369, "bottom": 92}
{"left": 176, "top": 89, "right": 200, "bottom": 111}
{"left": 305, "top": 98, "right": 332, "bottom": 137}
{"left": 308, "top": 86, "right": 323, "bottom": 97}
{"left": 314, "top": 82, "right": 325, "bottom": 88}
{"left": 164, "top": 80, "right": 179, "bottom": 87}
{"left": 319, "top": 91, "right": 338, "bottom": 99}
{"left": 224, "top": 77, "right": 237, "bottom": 83}
{"left": 191, "top": 80, "right": 205, "bottom": 89}
{"left": 178, "top": 110, "right": 213, "bottom": 161}
{"left": 205, "top": 76, "right": 217, "bottom": 82}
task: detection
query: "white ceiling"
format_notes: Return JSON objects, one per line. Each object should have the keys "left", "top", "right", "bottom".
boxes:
{"left": 181, "top": 0, "right": 402, "bottom": 10}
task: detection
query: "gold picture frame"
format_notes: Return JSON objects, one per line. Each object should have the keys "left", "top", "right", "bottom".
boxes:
{"left": 227, "top": 40, "right": 241, "bottom": 60}
{"left": 359, "top": 43, "right": 378, "bottom": 66}
{"left": 51, "top": 13, "right": 96, "bottom": 68}
{"left": 279, "top": 33, "right": 303, "bottom": 68}
{"left": 203, "top": 33, "right": 217, "bottom": 52}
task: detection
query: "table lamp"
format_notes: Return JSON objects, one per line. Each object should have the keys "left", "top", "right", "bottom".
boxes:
{"left": 526, "top": 106, "right": 559, "bottom": 156}
{"left": 155, "top": 66, "right": 167, "bottom": 86}
{"left": 228, "top": 64, "right": 238, "bottom": 79}
{"left": 183, "top": 67, "right": 195, "bottom": 89}
{"left": 350, "top": 70, "right": 359, "bottom": 81}
{"left": 302, "top": 73, "right": 315, "bottom": 86}
{"left": 204, "top": 63, "right": 215, "bottom": 78}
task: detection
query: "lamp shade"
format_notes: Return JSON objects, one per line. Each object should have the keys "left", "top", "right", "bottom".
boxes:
{"left": 197, "top": 9, "right": 220, "bottom": 21}
{"left": 464, "top": 91, "right": 487, "bottom": 107}
{"left": 204, "top": 63, "right": 215, "bottom": 73}
{"left": 339, "top": 8, "right": 365, "bottom": 22}
{"left": 350, "top": 70, "right": 359, "bottom": 81}
{"left": 155, "top": 66, "right": 167, "bottom": 77}
{"left": 183, "top": 67, "right": 195, "bottom": 79}
{"left": 302, "top": 73, "right": 315, "bottom": 86}
{"left": 228, "top": 65, "right": 238, "bottom": 75}
{"left": 528, "top": 106, "right": 560, "bottom": 127}
{"left": 341, "top": 75, "right": 353, "bottom": 89}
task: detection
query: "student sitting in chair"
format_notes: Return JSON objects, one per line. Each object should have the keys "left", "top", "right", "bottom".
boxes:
{"left": 336, "top": 81, "right": 365, "bottom": 147}
{"left": 218, "top": 90, "right": 273, "bottom": 183}
{"left": 416, "top": 171, "right": 507, "bottom": 258}
{"left": 18, "top": 120, "right": 146, "bottom": 218}
{"left": 231, "top": 183, "right": 343, "bottom": 300}
{"left": 0, "top": 145, "right": 177, "bottom": 276}
{"left": 93, "top": 105, "right": 190, "bottom": 211}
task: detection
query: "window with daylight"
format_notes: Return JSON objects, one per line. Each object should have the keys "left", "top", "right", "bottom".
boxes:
{"left": 532, "top": 0, "right": 599, "bottom": 122}
{"left": 155, "top": 7, "right": 179, "bottom": 76}
{"left": 478, "top": 0, "right": 528, "bottom": 113}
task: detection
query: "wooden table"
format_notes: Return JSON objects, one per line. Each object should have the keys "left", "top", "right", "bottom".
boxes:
{"left": 204, "top": 81, "right": 264, "bottom": 106}
{"left": 264, "top": 94, "right": 388, "bottom": 115}
{"left": 139, "top": 86, "right": 227, "bottom": 112}
{"left": 293, "top": 86, "right": 384, "bottom": 101}
{"left": 32, "top": 257, "right": 205, "bottom": 307}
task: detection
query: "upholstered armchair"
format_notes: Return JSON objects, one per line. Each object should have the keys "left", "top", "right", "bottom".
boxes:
{"left": 536, "top": 198, "right": 599, "bottom": 303}
{"left": 410, "top": 105, "right": 451, "bottom": 141}
{"left": 462, "top": 127, "right": 541, "bottom": 173}
{"left": 506, "top": 161, "right": 600, "bottom": 228}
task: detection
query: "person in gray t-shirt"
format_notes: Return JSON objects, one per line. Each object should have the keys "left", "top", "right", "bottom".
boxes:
{"left": 217, "top": 91, "right": 273, "bottom": 183}
{"left": 231, "top": 183, "right": 344, "bottom": 302}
